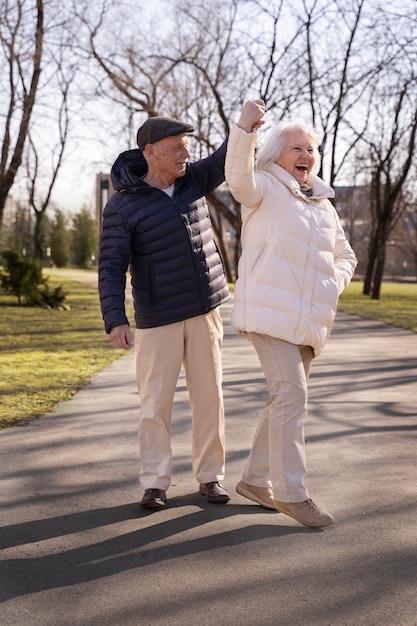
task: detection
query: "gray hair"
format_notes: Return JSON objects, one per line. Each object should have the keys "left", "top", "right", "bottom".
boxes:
{"left": 256, "top": 119, "right": 321, "bottom": 176}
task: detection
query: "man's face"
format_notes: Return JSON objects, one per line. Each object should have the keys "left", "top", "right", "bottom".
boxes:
{"left": 149, "top": 134, "right": 191, "bottom": 181}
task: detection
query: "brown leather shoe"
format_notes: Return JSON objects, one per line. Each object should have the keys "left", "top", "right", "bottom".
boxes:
{"left": 140, "top": 489, "right": 166, "bottom": 509}
{"left": 199, "top": 481, "right": 230, "bottom": 504}
{"left": 273, "top": 498, "right": 334, "bottom": 528}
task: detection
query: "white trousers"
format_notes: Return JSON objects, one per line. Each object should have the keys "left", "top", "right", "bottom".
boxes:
{"left": 134, "top": 308, "right": 225, "bottom": 491}
{"left": 242, "top": 332, "right": 314, "bottom": 502}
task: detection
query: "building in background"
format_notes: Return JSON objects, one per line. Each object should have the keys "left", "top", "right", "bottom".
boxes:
{"left": 95, "top": 173, "right": 115, "bottom": 231}
{"left": 95, "top": 173, "right": 115, "bottom": 262}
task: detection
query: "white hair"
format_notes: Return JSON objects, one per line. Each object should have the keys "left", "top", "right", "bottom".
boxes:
{"left": 256, "top": 119, "right": 321, "bottom": 176}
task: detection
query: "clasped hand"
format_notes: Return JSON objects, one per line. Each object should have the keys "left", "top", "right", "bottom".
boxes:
{"left": 238, "top": 99, "right": 266, "bottom": 133}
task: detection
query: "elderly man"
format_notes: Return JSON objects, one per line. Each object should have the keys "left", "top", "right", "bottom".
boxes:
{"left": 98, "top": 115, "right": 230, "bottom": 509}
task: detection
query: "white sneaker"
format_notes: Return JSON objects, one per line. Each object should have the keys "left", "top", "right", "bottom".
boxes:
{"left": 273, "top": 498, "right": 334, "bottom": 528}
{"left": 236, "top": 480, "right": 275, "bottom": 509}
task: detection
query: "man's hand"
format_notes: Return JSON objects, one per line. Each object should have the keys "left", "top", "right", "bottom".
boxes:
{"left": 109, "top": 324, "right": 134, "bottom": 349}
{"left": 237, "top": 99, "right": 266, "bottom": 133}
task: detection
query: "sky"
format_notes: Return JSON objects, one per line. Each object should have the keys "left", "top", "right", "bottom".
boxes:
{"left": 48, "top": 108, "right": 128, "bottom": 215}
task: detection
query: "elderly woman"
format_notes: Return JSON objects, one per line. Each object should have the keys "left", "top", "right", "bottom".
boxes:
{"left": 225, "top": 100, "right": 357, "bottom": 528}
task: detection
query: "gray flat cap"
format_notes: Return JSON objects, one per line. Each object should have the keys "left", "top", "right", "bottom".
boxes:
{"left": 136, "top": 116, "right": 194, "bottom": 150}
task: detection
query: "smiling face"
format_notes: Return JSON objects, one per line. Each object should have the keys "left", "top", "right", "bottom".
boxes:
{"left": 275, "top": 129, "right": 317, "bottom": 183}
{"left": 145, "top": 134, "right": 191, "bottom": 187}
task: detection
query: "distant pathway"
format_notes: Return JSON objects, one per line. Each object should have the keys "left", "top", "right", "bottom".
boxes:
{"left": 45, "top": 267, "right": 133, "bottom": 302}
{"left": 44, "top": 267, "right": 99, "bottom": 287}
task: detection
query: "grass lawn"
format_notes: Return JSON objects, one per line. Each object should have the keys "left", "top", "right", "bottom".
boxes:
{"left": 0, "top": 268, "right": 133, "bottom": 429}
{"left": 0, "top": 269, "right": 415, "bottom": 429}
{"left": 338, "top": 280, "right": 417, "bottom": 333}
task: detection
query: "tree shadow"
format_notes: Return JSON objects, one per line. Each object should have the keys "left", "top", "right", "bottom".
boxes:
{"left": 0, "top": 500, "right": 314, "bottom": 602}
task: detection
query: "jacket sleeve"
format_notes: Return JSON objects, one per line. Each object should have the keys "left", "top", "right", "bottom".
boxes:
{"left": 98, "top": 198, "right": 132, "bottom": 333}
{"left": 189, "top": 139, "right": 228, "bottom": 194}
{"left": 225, "top": 125, "right": 264, "bottom": 209}
{"left": 333, "top": 211, "right": 358, "bottom": 294}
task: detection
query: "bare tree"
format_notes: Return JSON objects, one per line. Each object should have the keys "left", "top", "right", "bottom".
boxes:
{"left": 295, "top": 0, "right": 375, "bottom": 187}
{"left": 241, "top": 0, "right": 306, "bottom": 116}
{"left": 0, "top": 0, "right": 117, "bottom": 254}
{"left": 0, "top": 0, "right": 43, "bottom": 233}
{"left": 25, "top": 59, "right": 76, "bottom": 260}
{"left": 166, "top": 0, "right": 247, "bottom": 277}
{"left": 362, "top": 81, "right": 417, "bottom": 298}
{"left": 86, "top": 0, "right": 248, "bottom": 278}
{"left": 80, "top": 0, "right": 417, "bottom": 287}
{"left": 348, "top": 0, "right": 417, "bottom": 296}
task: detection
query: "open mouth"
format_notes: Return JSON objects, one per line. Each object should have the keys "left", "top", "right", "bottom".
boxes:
{"left": 296, "top": 165, "right": 308, "bottom": 172}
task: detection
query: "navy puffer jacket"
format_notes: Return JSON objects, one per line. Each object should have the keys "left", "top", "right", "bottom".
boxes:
{"left": 98, "top": 140, "right": 230, "bottom": 332}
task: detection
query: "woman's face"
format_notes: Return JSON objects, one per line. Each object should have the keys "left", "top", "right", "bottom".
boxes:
{"left": 275, "top": 130, "right": 316, "bottom": 183}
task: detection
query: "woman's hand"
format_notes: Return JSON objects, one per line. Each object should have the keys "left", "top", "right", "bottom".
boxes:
{"left": 237, "top": 100, "right": 266, "bottom": 133}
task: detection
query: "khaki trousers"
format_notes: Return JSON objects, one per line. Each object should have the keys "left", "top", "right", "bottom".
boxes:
{"left": 134, "top": 308, "right": 225, "bottom": 491}
{"left": 242, "top": 332, "right": 314, "bottom": 502}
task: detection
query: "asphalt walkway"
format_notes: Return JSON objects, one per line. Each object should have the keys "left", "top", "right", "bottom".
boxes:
{"left": 1, "top": 300, "right": 416, "bottom": 626}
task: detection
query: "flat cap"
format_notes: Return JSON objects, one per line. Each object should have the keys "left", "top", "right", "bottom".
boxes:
{"left": 136, "top": 116, "right": 194, "bottom": 150}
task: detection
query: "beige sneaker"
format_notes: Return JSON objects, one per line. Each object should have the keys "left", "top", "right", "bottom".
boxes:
{"left": 273, "top": 498, "right": 334, "bottom": 528}
{"left": 236, "top": 480, "right": 276, "bottom": 510}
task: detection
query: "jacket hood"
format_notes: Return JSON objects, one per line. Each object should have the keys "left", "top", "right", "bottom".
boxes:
{"left": 111, "top": 148, "right": 148, "bottom": 192}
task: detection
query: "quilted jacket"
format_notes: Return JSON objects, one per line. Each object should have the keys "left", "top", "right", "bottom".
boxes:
{"left": 225, "top": 126, "right": 357, "bottom": 356}
{"left": 99, "top": 141, "right": 230, "bottom": 332}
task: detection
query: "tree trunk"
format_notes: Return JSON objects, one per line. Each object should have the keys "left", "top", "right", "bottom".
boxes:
{"left": 33, "top": 211, "right": 45, "bottom": 261}
{"left": 363, "top": 234, "right": 378, "bottom": 295}
{"left": 0, "top": 0, "right": 44, "bottom": 232}
{"left": 371, "top": 250, "right": 386, "bottom": 299}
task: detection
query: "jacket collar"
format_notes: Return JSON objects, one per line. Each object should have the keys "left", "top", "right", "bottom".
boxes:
{"left": 262, "top": 162, "right": 335, "bottom": 201}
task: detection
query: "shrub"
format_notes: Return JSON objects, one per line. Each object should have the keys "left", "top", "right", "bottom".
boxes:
{"left": 0, "top": 250, "right": 67, "bottom": 307}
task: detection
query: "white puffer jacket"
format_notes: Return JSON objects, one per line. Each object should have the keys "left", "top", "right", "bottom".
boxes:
{"left": 225, "top": 125, "right": 357, "bottom": 356}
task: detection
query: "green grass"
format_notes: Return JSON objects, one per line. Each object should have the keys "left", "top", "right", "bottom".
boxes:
{"left": 338, "top": 280, "right": 417, "bottom": 333}
{"left": 0, "top": 272, "right": 415, "bottom": 429}
{"left": 0, "top": 269, "right": 133, "bottom": 429}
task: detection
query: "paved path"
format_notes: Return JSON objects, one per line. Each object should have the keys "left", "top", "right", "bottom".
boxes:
{"left": 1, "top": 301, "right": 416, "bottom": 626}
